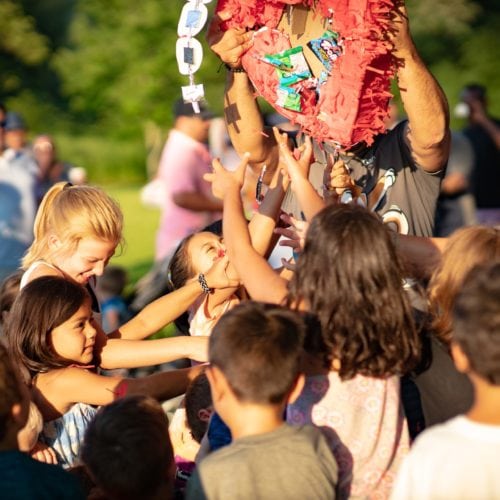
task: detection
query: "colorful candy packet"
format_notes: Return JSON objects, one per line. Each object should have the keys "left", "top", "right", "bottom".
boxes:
{"left": 308, "top": 30, "right": 343, "bottom": 74}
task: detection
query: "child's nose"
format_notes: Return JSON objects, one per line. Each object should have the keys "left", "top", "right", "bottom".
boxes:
{"left": 93, "top": 261, "right": 105, "bottom": 276}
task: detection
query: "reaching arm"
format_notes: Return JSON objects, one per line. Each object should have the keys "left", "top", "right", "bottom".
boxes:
{"left": 207, "top": 11, "right": 279, "bottom": 181}
{"left": 98, "top": 335, "right": 208, "bottom": 370}
{"left": 172, "top": 192, "right": 222, "bottom": 212}
{"left": 47, "top": 364, "right": 204, "bottom": 410}
{"left": 204, "top": 157, "right": 288, "bottom": 303}
{"left": 391, "top": 2, "right": 450, "bottom": 173}
{"left": 110, "top": 258, "right": 237, "bottom": 341}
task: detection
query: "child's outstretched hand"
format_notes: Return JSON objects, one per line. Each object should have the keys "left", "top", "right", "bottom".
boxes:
{"left": 31, "top": 441, "right": 58, "bottom": 464}
{"left": 272, "top": 127, "right": 313, "bottom": 186}
{"left": 275, "top": 213, "right": 309, "bottom": 256}
{"left": 204, "top": 255, "right": 240, "bottom": 290}
{"left": 204, "top": 153, "right": 250, "bottom": 200}
{"left": 324, "top": 154, "right": 361, "bottom": 200}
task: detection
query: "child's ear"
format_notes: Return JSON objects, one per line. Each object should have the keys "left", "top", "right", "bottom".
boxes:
{"left": 206, "top": 366, "right": 227, "bottom": 403}
{"left": 198, "top": 408, "right": 213, "bottom": 423}
{"left": 287, "top": 373, "right": 305, "bottom": 404}
{"left": 451, "top": 342, "right": 471, "bottom": 374}
{"left": 47, "top": 234, "right": 62, "bottom": 251}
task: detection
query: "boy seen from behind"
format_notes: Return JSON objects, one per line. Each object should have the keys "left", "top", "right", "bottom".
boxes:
{"left": 391, "top": 261, "right": 500, "bottom": 499}
{"left": 186, "top": 301, "right": 338, "bottom": 500}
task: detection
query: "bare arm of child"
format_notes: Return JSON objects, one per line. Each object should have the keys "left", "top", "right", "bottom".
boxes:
{"left": 98, "top": 335, "right": 208, "bottom": 369}
{"left": 108, "top": 256, "right": 237, "bottom": 341}
{"left": 272, "top": 128, "right": 325, "bottom": 221}
{"left": 205, "top": 156, "right": 288, "bottom": 304}
{"left": 38, "top": 364, "right": 204, "bottom": 415}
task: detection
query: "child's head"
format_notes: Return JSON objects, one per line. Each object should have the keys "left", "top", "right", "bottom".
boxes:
{"left": 22, "top": 182, "right": 123, "bottom": 285}
{"left": 0, "top": 343, "right": 30, "bottom": 447}
{"left": 429, "top": 226, "right": 500, "bottom": 346}
{"left": 0, "top": 270, "right": 22, "bottom": 329}
{"left": 207, "top": 301, "right": 305, "bottom": 418}
{"left": 452, "top": 261, "right": 500, "bottom": 385}
{"left": 169, "top": 231, "right": 225, "bottom": 290}
{"left": 81, "top": 395, "right": 175, "bottom": 500}
{"left": 7, "top": 276, "right": 94, "bottom": 380}
{"left": 288, "top": 203, "right": 420, "bottom": 380}
{"left": 96, "top": 265, "right": 128, "bottom": 297}
{"left": 185, "top": 371, "right": 213, "bottom": 443}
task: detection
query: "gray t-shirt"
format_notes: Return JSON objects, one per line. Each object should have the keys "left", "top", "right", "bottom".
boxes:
{"left": 282, "top": 121, "right": 444, "bottom": 237}
{"left": 186, "top": 423, "right": 338, "bottom": 500}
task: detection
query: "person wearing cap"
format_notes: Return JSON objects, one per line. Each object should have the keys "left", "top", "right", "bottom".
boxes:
{"left": 154, "top": 99, "right": 222, "bottom": 262}
{"left": 0, "top": 112, "right": 38, "bottom": 282}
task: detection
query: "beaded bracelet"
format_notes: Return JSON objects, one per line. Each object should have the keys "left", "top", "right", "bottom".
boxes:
{"left": 225, "top": 64, "right": 246, "bottom": 73}
{"left": 198, "top": 273, "right": 211, "bottom": 293}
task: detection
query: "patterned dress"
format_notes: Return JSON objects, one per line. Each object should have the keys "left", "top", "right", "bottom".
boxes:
{"left": 287, "top": 373, "right": 410, "bottom": 499}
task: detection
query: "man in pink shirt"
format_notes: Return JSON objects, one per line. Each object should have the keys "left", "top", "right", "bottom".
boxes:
{"left": 155, "top": 99, "right": 222, "bottom": 261}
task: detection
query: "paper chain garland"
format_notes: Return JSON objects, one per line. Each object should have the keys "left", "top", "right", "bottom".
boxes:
{"left": 214, "top": 0, "right": 397, "bottom": 147}
{"left": 176, "top": 0, "right": 212, "bottom": 112}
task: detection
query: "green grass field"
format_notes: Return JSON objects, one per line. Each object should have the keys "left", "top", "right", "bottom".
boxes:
{"left": 105, "top": 185, "right": 160, "bottom": 284}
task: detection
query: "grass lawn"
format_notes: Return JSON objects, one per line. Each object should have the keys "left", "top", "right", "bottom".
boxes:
{"left": 106, "top": 184, "right": 160, "bottom": 285}
{"left": 105, "top": 184, "right": 177, "bottom": 338}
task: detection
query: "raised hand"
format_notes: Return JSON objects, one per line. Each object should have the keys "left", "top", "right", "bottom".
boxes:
{"left": 275, "top": 213, "right": 309, "bottom": 256}
{"left": 203, "top": 153, "right": 250, "bottom": 200}
{"left": 325, "top": 155, "right": 360, "bottom": 198}
{"left": 206, "top": 10, "right": 253, "bottom": 69}
{"left": 272, "top": 127, "right": 313, "bottom": 186}
{"left": 203, "top": 255, "right": 240, "bottom": 290}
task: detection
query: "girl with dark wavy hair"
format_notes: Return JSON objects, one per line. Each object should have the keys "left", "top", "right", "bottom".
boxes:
{"left": 206, "top": 152, "right": 421, "bottom": 499}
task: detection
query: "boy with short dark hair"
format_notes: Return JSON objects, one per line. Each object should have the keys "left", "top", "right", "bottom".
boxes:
{"left": 0, "top": 344, "right": 83, "bottom": 499}
{"left": 81, "top": 395, "right": 176, "bottom": 500}
{"left": 391, "top": 261, "right": 500, "bottom": 499}
{"left": 186, "top": 301, "right": 338, "bottom": 500}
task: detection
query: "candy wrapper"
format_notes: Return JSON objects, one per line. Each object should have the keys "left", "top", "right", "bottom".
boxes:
{"left": 308, "top": 31, "right": 343, "bottom": 74}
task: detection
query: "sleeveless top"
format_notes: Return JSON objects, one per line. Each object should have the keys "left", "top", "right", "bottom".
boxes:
{"left": 41, "top": 402, "right": 98, "bottom": 469}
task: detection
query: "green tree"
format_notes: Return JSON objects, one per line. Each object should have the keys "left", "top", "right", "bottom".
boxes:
{"left": 53, "top": 0, "right": 224, "bottom": 136}
{"left": 0, "top": 0, "right": 49, "bottom": 94}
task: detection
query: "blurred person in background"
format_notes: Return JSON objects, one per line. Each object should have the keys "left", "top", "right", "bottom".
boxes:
{"left": 155, "top": 99, "right": 222, "bottom": 263}
{"left": 434, "top": 131, "right": 477, "bottom": 236}
{"left": 457, "top": 84, "right": 500, "bottom": 225}
{"left": 32, "top": 134, "right": 71, "bottom": 204}
{"left": 0, "top": 112, "right": 37, "bottom": 282}
{"left": 0, "top": 103, "right": 7, "bottom": 153}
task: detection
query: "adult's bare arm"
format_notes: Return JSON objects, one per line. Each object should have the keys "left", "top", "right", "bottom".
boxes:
{"left": 391, "top": 2, "right": 450, "bottom": 173}
{"left": 207, "top": 11, "right": 279, "bottom": 179}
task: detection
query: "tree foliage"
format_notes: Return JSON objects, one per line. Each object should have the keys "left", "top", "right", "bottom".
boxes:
{"left": 1, "top": 0, "right": 499, "bottom": 136}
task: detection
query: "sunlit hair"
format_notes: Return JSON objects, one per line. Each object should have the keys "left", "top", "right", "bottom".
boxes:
{"left": 287, "top": 204, "right": 420, "bottom": 380}
{"left": 7, "top": 276, "right": 90, "bottom": 382}
{"left": 452, "top": 261, "right": 500, "bottom": 384}
{"left": 428, "top": 226, "right": 500, "bottom": 347}
{"left": 22, "top": 182, "right": 123, "bottom": 268}
{"left": 82, "top": 395, "right": 175, "bottom": 500}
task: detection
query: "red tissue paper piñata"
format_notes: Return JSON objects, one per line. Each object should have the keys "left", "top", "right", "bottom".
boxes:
{"left": 215, "top": 0, "right": 397, "bottom": 147}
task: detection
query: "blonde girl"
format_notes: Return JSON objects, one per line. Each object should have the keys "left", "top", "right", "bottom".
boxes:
{"left": 20, "top": 182, "right": 237, "bottom": 368}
